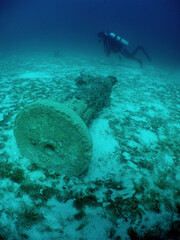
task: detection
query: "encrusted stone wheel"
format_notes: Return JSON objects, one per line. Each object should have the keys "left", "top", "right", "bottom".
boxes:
{"left": 14, "top": 74, "right": 117, "bottom": 177}
{"left": 14, "top": 100, "right": 93, "bottom": 177}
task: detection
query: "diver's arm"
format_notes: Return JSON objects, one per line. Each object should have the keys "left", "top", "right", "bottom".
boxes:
{"left": 104, "top": 39, "right": 112, "bottom": 57}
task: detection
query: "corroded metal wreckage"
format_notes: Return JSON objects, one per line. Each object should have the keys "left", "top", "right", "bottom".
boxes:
{"left": 14, "top": 74, "right": 117, "bottom": 177}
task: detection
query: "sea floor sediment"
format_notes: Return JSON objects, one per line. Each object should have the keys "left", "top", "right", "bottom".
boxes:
{"left": 0, "top": 53, "right": 179, "bottom": 240}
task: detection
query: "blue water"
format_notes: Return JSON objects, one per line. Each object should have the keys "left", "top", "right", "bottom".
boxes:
{"left": 0, "top": 0, "right": 180, "bottom": 67}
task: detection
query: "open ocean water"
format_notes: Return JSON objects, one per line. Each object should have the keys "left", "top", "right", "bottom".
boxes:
{"left": 0, "top": 0, "right": 180, "bottom": 239}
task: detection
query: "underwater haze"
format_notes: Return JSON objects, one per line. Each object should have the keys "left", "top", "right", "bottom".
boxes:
{"left": 0, "top": 0, "right": 180, "bottom": 240}
{"left": 0, "top": 0, "right": 180, "bottom": 67}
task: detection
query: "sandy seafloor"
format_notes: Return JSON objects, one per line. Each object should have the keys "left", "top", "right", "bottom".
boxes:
{"left": 0, "top": 53, "right": 180, "bottom": 240}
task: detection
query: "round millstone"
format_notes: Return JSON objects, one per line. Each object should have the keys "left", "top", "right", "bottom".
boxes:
{"left": 14, "top": 100, "right": 93, "bottom": 177}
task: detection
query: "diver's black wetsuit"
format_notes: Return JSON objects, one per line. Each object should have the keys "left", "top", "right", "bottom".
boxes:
{"left": 98, "top": 32, "right": 151, "bottom": 67}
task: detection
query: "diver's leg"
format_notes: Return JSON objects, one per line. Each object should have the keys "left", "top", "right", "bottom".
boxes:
{"left": 128, "top": 54, "right": 143, "bottom": 67}
{"left": 120, "top": 48, "right": 132, "bottom": 58}
{"left": 120, "top": 48, "right": 143, "bottom": 67}
{"left": 104, "top": 40, "right": 112, "bottom": 57}
{"left": 104, "top": 44, "right": 111, "bottom": 57}
{"left": 131, "top": 46, "right": 151, "bottom": 61}
{"left": 141, "top": 46, "right": 151, "bottom": 61}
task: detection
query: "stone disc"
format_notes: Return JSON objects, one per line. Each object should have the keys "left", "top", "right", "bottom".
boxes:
{"left": 14, "top": 100, "right": 93, "bottom": 177}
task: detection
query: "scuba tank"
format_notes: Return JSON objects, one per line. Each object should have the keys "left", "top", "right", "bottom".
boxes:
{"left": 109, "top": 33, "right": 129, "bottom": 47}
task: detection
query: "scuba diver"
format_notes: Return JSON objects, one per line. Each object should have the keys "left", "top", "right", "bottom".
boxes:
{"left": 98, "top": 31, "right": 151, "bottom": 67}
